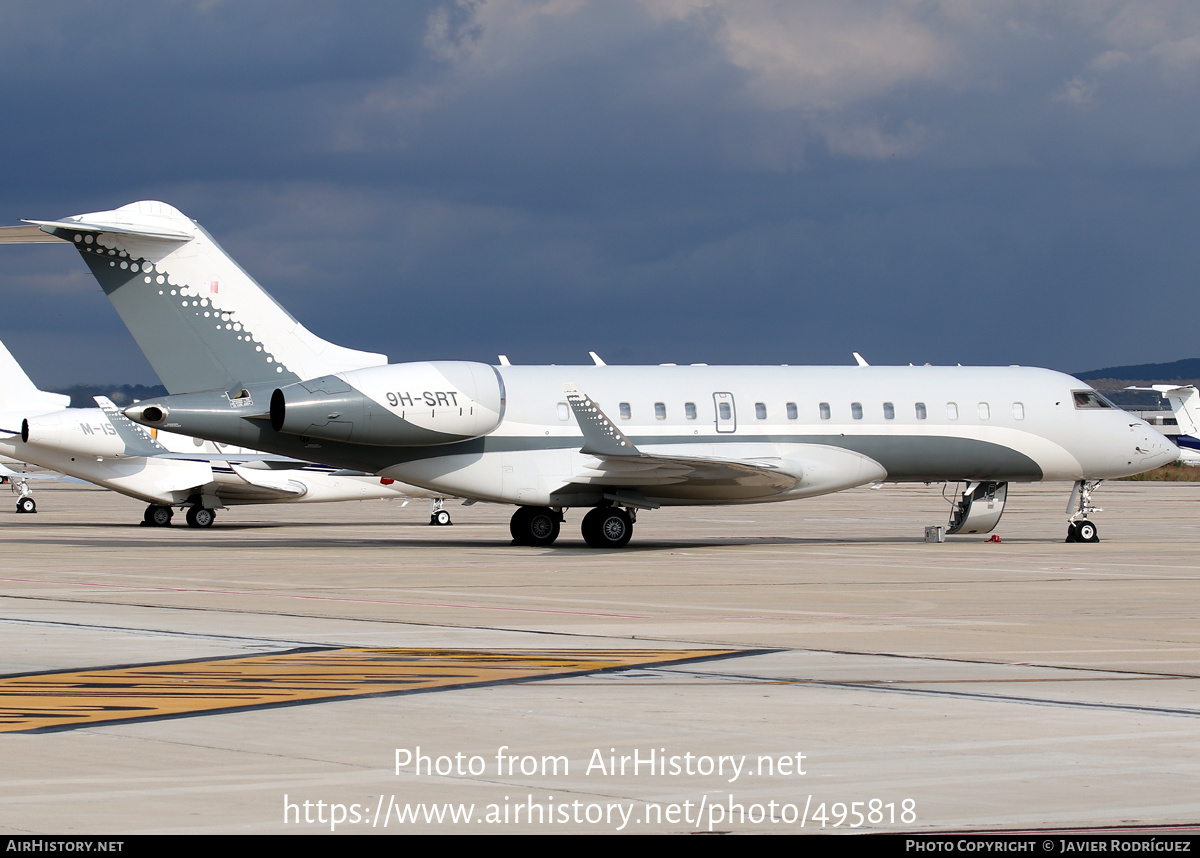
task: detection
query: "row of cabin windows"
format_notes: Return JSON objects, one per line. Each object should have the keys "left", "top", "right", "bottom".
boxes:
{"left": 558, "top": 401, "right": 1028, "bottom": 421}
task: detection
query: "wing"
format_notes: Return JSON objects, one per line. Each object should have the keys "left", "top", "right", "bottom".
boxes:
{"left": 561, "top": 384, "right": 798, "bottom": 501}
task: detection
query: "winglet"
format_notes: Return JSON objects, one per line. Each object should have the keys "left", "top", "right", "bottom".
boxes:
{"left": 563, "top": 384, "right": 640, "bottom": 457}
{"left": 853, "top": 352, "right": 869, "bottom": 367}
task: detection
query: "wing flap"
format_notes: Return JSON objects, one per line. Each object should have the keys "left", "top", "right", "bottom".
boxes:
{"left": 569, "top": 453, "right": 796, "bottom": 490}
{"left": 227, "top": 464, "right": 308, "bottom": 497}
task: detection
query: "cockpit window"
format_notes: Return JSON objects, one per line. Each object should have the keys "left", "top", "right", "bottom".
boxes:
{"left": 1072, "top": 390, "right": 1115, "bottom": 409}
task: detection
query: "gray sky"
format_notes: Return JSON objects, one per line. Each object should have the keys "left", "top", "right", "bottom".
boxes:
{"left": 2, "top": 1, "right": 1199, "bottom": 387}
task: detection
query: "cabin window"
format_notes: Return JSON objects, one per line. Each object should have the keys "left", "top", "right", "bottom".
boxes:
{"left": 883, "top": 402, "right": 895, "bottom": 420}
{"left": 851, "top": 402, "right": 863, "bottom": 420}
{"left": 1013, "top": 402, "right": 1025, "bottom": 420}
{"left": 786, "top": 402, "right": 798, "bottom": 420}
{"left": 819, "top": 402, "right": 831, "bottom": 420}
{"left": 978, "top": 402, "right": 990, "bottom": 420}
{"left": 619, "top": 402, "right": 631, "bottom": 420}
{"left": 685, "top": 402, "right": 697, "bottom": 420}
{"left": 718, "top": 402, "right": 732, "bottom": 421}
{"left": 946, "top": 402, "right": 959, "bottom": 420}
{"left": 557, "top": 402, "right": 569, "bottom": 421}
{"left": 755, "top": 402, "right": 767, "bottom": 420}
{"left": 915, "top": 402, "right": 927, "bottom": 420}
{"left": 654, "top": 402, "right": 666, "bottom": 420}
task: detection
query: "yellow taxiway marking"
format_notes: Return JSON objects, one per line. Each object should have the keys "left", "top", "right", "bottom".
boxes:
{"left": 0, "top": 647, "right": 742, "bottom": 733}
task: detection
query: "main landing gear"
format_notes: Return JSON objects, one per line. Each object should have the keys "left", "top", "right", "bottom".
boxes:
{"left": 185, "top": 506, "right": 216, "bottom": 528}
{"left": 12, "top": 477, "right": 35, "bottom": 513}
{"left": 142, "top": 504, "right": 217, "bottom": 528}
{"left": 1065, "top": 479, "right": 1102, "bottom": 543}
{"left": 509, "top": 506, "right": 562, "bottom": 546}
{"left": 429, "top": 498, "right": 452, "bottom": 526}
{"left": 508, "top": 504, "right": 636, "bottom": 548}
{"left": 143, "top": 504, "right": 173, "bottom": 527}
{"left": 581, "top": 506, "right": 634, "bottom": 548}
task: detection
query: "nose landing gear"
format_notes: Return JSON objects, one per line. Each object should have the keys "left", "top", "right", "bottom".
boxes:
{"left": 1065, "top": 480, "right": 1103, "bottom": 543}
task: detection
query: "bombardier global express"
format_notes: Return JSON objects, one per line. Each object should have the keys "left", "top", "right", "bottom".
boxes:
{"left": 0, "top": 202, "right": 1176, "bottom": 546}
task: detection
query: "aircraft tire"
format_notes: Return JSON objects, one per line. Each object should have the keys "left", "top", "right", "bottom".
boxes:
{"left": 431, "top": 509, "right": 452, "bottom": 526}
{"left": 1065, "top": 523, "right": 1079, "bottom": 542}
{"left": 581, "top": 507, "right": 633, "bottom": 548}
{"left": 510, "top": 506, "right": 559, "bottom": 546}
{"left": 16, "top": 497, "right": 35, "bottom": 514}
{"left": 186, "top": 507, "right": 215, "bottom": 528}
{"left": 1076, "top": 520, "right": 1099, "bottom": 543}
{"left": 145, "top": 505, "right": 173, "bottom": 527}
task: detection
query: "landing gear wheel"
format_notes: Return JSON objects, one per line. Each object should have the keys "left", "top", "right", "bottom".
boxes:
{"left": 1075, "top": 520, "right": 1098, "bottom": 543}
{"left": 581, "top": 507, "right": 633, "bottom": 548}
{"left": 186, "top": 507, "right": 215, "bottom": 528}
{"left": 509, "top": 506, "right": 560, "bottom": 546}
{"left": 1065, "top": 522, "right": 1078, "bottom": 543}
{"left": 15, "top": 497, "right": 35, "bottom": 514}
{"left": 431, "top": 509, "right": 452, "bottom": 526}
{"left": 144, "top": 505, "right": 173, "bottom": 527}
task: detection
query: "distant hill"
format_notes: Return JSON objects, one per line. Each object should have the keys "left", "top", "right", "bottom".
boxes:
{"left": 1076, "top": 358, "right": 1200, "bottom": 382}
{"left": 51, "top": 384, "right": 168, "bottom": 410}
{"left": 1073, "top": 358, "right": 1200, "bottom": 411}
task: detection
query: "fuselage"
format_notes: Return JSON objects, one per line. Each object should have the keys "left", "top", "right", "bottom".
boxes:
{"left": 128, "top": 363, "right": 1178, "bottom": 508}
{"left": 0, "top": 405, "right": 430, "bottom": 507}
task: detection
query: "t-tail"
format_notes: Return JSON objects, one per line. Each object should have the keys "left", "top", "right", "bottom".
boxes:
{"left": 0, "top": 201, "right": 386, "bottom": 396}
{"left": 1135, "top": 384, "right": 1200, "bottom": 461}
{"left": 0, "top": 339, "right": 70, "bottom": 420}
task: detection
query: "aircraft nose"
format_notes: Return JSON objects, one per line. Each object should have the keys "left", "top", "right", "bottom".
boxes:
{"left": 1137, "top": 425, "right": 1178, "bottom": 470}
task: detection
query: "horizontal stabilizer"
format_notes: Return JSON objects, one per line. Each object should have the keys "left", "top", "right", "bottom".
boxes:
{"left": 23, "top": 218, "right": 192, "bottom": 241}
{"left": 0, "top": 225, "right": 65, "bottom": 244}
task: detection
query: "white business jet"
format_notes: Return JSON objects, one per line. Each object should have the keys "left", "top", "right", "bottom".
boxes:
{"left": 0, "top": 337, "right": 454, "bottom": 526}
{"left": 0, "top": 202, "right": 1176, "bottom": 545}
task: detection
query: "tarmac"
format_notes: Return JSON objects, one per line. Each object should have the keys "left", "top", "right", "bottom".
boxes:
{"left": 0, "top": 479, "right": 1198, "bottom": 834}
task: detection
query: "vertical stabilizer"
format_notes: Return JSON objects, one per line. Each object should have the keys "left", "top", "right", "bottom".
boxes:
{"left": 0, "top": 339, "right": 70, "bottom": 413}
{"left": 1162, "top": 386, "right": 1200, "bottom": 437}
{"left": 28, "top": 201, "right": 387, "bottom": 395}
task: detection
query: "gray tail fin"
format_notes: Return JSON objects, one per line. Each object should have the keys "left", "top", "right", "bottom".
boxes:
{"left": 6, "top": 201, "right": 386, "bottom": 395}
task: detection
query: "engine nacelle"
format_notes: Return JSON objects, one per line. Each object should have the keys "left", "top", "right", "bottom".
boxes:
{"left": 270, "top": 361, "right": 505, "bottom": 447}
{"left": 22, "top": 411, "right": 126, "bottom": 457}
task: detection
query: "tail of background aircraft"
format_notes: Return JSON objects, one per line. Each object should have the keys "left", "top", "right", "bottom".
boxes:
{"left": 0, "top": 201, "right": 386, "bottom": 395}
{"left": 1139, "top": 384, "right": 1200, "bottom": 462}
{"left": 0, "top": 340, "right": 70, "bottom": 416}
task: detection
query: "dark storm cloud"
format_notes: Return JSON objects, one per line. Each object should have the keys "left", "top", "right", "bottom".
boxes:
{"left": 2, "top": 1, "right": 1200, "bottom": 386}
